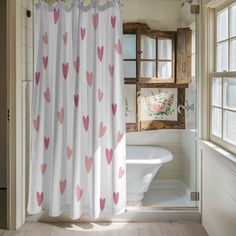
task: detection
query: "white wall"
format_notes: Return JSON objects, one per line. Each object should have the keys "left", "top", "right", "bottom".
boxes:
{"left": 201, "top": 142, "right": 236, "bottom": 236}
{"left": 0, "top": 0, "right": 7, "bottom": 188}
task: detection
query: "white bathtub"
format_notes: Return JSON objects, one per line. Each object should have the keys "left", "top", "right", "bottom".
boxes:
{"left": 126, "top": 145, "right": 173, "bottom": 206}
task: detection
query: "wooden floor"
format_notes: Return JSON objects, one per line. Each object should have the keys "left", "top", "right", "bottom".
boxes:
{"left": 0, "top": 222, "right": 208, "bottom": 236}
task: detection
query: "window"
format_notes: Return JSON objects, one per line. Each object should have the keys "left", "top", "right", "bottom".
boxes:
{"left": 210, "top": 2, "right": 236, "bottom": 153}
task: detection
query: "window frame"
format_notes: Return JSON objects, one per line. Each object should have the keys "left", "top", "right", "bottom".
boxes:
{"left": 210, "top": 1, "right": 236, "bottom": 155}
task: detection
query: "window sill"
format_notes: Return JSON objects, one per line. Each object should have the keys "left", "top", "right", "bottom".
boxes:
{"left": 201, "top": 140, "right": 236, "bottom": 165}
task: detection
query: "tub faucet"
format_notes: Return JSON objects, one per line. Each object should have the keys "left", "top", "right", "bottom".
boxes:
{"left": 178, "top": 100, "right": 194, "bottom": 114}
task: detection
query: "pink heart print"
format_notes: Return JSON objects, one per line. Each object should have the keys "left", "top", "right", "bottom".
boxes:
{"left": 36, "top": 191, "right": 43, "bottom": 207}
{"left": 97, "top": 46, "right": 104, "bottom": 62}
{"left": 86, "top": 71, "right": 93, "bottom": 86}
{"left": 33, "top": 115, "right": 40, "bottom": 132}
{"left": 62, "top": 63, "right": 69, "bottom": 80}
{"left": 108, "top": 65, "right": 114, "bottom": 77}
{"left": 115, "top": 39, "right": 122, "bottom": 55}
{"left": 83, "top": 115, "right": 89, "bottom": 131}
{"left": 53, "top": 9, "right": 59, "bottom": 24}
{"left": 42, "top": 32, "right": 48, "bottom": 44}
{"left": 85, "top": 156, "right": 92, "bottom": 173}
{"left": 99, "top": 122, "right": 106, "bottom": 138}
{"left": 113, "top": 192, "right": 119, "bottom": 205}
{"left": 60, "top": 179, "right": 67, "bottom": 194}
{"left": 111, "top": 16, "right": 116, "bottom": 28}
{"left": 98, "top": 89, "right": 103, "bottom": 102}
{"left": 74, "top": 94, "right": 79, "bottom": 108}
{"left": 63, "top": 32, "right": 68, "bottom": 45}
{"left": 44, "top": 137, "right": 50, "bottom": 150}
{"left": 43, "top": 56, "right": 48, "bottom": 70}
{"left": 117, "top": 131, "right": 123, "bottom": 143}
{"left": 35, "top": 72, "right": 40, "bottom": 85}
{"left": 44, "top": 87, "right": 50, "bottom": 103}
{"left": 73, "top": 56, "right": 80, "bottom": 74}
{"left": 40, "top": 163, "right": 47, "bottom": 175}
{"left": 67, "top": 146, "right": 73, "bottom": 160}
{"left": 112, "top": 103, "right": 117, "bottom": 115}
{"left": 57, "top": 107, "right": 64, "bottom": 124}
{"left": 105, "top": 148, "right": 113, "bottom": 165}
{"left": 100, "top": 198, "right": 106, "bottom": 211}
{"left": 80, "top": 27, "right": 86, "bottom": 40}
{"left": 119, "top": 166, "right": 125, "bottom": 179}
{"left": 92, "top": 13, "right": 98, "bottom": 30}
{"left": 76, "top": 185, "right": 83, "bottom": 202}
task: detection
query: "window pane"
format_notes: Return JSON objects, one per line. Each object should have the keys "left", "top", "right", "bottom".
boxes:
{"left": 124, "top": 61, "right": 136, "bottom": 78}
{"left": 123, "top": 34, "right": 136, "bottom": 59}
{"left": 141, "top": 61, "right": 156, "bottom": 78}
{"left": 217, "top": 8, "right": 228, "bottom": 42}
{"left": 212, "top": 78, "right": 222, "bottom": 106}
{"left": 158, "top": 39, "right": 172, "bottom": 60}
{"left": 230, "top": 4, "right": 236, "bottom": 37}
{"left": 141, "top": 35, "right": 156, "bottom": 60}
{"left": 230, "top": 39, "right": 236, "bottom": 71}
{"left": 158, "top": 62, "right": 172, "bottom": 78}
{"left": 217, "top": 41, "right": 228, "bottom": 72}
{"left": 212, "top": 107, "right": 222, "bottom": 137}
{"left": 223, "top": 110, "right": 236, "bottom": 144}
{"left": 223, "top": 78, "right": 236, "bottom": 110}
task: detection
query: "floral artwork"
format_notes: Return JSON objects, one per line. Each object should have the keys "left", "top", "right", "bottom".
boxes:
{"left": 141, "top": 88, "right": 178, "bottom": 121}
{"left": 125, "top": 84, "right": 136, "bottom": 123}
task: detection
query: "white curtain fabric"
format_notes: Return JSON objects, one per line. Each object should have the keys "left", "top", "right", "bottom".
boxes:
{"left": 28, "top": 0, "right": 126, "bottom": 219}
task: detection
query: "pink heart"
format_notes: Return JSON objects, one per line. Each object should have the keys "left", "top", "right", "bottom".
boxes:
{"left": 44, "top": 137, "right": 50, "bottom": 150}
{"left": 111, "top": 16, "right": 116, "bottom": 28}
{"left": 97, "top": 46, "right": 104, "bottom": 62}
{"left": 43, "top": 56, "right": 48, "bottom": 70}
{"left": 60, "top": 179, "right": 67, "bottom": 194}
{"left": 86, "top": 71, "right": 93, "bottom": 86}
{"left": 98, "top": 89, "right": 103, "bottom": 102}
{"left": 113, "top": 192, "right": 119, "bottom": 205}
{"left": 105, "top": 148, "right": 113, "bottom": 165}
{"left": 63, "top": 32, "right": 68, "bottom": 45}
{"left": 53, "top": 8, "right": 59, "bottom": 24}
{"left": 74, "top": 94, "right": 79, "bottom": 108}
{"left": 117, "top": 131, "right": 123, "bottom": 143}
{"left": 83, "top": 115, "right": 89, "bottom": 131}
{"left": 92, "top": 13, "right": 98, "bottom": 30}
{"left": 33, "top": 115, "right": 40, "bottom": 132}
{"left": 85, "top": 156, "right": 92, "bottom": 173}
{"left": 40, "top": 163, "right": 47, "bottom": 175}
{"left": 115, "top": 39, "right": 122, "bottom": 55}
{"left": 42, "top": 32, "right": 48, "bottom": 44}
{"left": 108, "top": 65, "right": 114, "bottom": 77}
{"left": 112, "top": 103, "right": 117, "bottom": 115}
{"left": 99, "top": 122, "right": 106, "bottom": 138}
{"left": 36, "top": 191, "right": 43, "bottom": 207}
{"left": 35, "top": 72, "right": 40, "bottom": 85}
{"left": 73, "top": 56, "right": 80, "bottom": 74}
{"left": 57, "top": 107, "right": 64, "bottom": 124}
{"left": 67, "top": 146, "right": 73, "bottom": 160}
{"left": 80, "top": 27, "right": 86, "bottom": 40}
{"left": 62, "top": 63, "right": 69, "bottom": 80}
{"left": 76, "top": 185, "right": 83, "bottom": 202}
{"left": 44, "top": 87, "right": 50, "bottom": 103}
{"left": 119, "top": 166, "right": 125, "bottom": 179}
{"left": 100, "top": 198, "right": 106, "bottom": 211}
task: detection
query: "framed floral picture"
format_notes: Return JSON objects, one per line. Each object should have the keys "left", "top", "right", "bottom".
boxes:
{"left": 125, "top": 84, "right": 136, "bottom": 123}
{"left": 140, "top": 88, "right": 178, "bottom": 121}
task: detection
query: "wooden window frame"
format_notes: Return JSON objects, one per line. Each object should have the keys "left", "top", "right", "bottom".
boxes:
{"left": 123, "top": 23, "right": 187, "bottom": 132}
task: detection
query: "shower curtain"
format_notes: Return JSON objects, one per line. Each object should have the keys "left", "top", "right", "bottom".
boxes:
{"left": 28, "top": 0, "right": 126, "bottom": 219}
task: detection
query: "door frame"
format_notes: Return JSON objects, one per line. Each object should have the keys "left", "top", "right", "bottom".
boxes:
{"left": 6, "top": 0, "right": 25, "bottom": 230}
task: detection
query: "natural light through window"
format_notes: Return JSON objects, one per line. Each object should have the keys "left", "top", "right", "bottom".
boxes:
{"left": 211, "top": 2, "right": 236, "bottom": 152}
